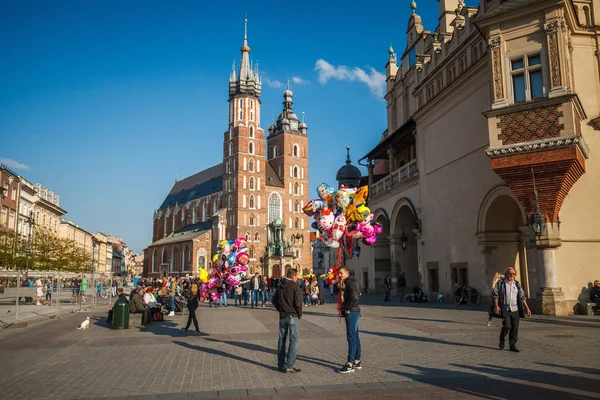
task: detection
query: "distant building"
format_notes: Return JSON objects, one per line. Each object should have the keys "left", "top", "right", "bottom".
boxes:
{"left": 145, "top": 20, "right": 312, "bottom": 278}
{"left": 0, "top": 165, "right": 20, "bottom": 232}
{"left": 347, "top": 0, "right": 600, "bottom": 315}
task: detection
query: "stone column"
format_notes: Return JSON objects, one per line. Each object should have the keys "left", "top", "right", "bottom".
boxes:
{"left": 413, "top": 228, "right": 426, "bottom": 293}
{"left": 387, "top": 148, "right": 396, "bottom": 175}
{"left": 534, "top": 223, "right": 568, "bottom": 316}
{"left": 388, "top": 236, "right": 400, "bottom": 295}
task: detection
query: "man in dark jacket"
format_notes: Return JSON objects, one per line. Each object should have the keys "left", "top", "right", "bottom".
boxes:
{"left": 492, "top": 267, "right": 532, "bottom": 352}
{"left": 590, "top": 280, "right": 600, "bottom": 304}
{"left": 338, "top": 266, "right": 362, "bottom": 373}
{"left": 272, "top": 268, "right": 303, "bottom": 373}
{"left": 129, "top": 287, "right": 145, "bottom": 314}
{"left": 384, "top": 275, "right": 391, "bottom": 302}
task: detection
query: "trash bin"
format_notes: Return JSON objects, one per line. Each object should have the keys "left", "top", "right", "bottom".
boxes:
{"left": 111, "top": 296, "right": 130, "bottom": 330}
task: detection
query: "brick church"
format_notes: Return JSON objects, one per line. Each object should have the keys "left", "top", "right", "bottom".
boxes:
{"left": 144, "top": 21, "right": 312, "bottom": 279}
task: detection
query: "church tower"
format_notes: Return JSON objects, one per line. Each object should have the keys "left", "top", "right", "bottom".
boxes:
{"left": 266, "top": 83, "right": 310, "bottom": 262}
{"left": 222, "top": 17, "right": 266, "bottom": 259}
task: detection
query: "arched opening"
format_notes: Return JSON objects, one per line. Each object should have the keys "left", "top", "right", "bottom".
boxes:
{"left": 249, "top": 159, "right": 254, "bottom": 172}
{"left": 183, "top": 246, "right": 191, "bottom": 271}
{"left": 162, "top": 248, "right": 168, "bottom": 264}
{"left": 294, "top": 183, "right": 299, "bottom": 195}
{"left": 152, "top": 249, "right": 158, "bottom": 273}
{"left": 249, "top": 195, "right": 255, "bottom": 209}
{"left": 293, "top": 166, "right": 299, "bottom": 178}
{"left": 228, "top": 142, "right": 233, "bottom": 156}
{"left": 293, "top": 144, "right": 299, "bottom": 157}
{"left": 372, "top": 210, "right": 391, "bottom": 293}
{"left": 392, "top": 203, "right": 419, "bottom": 293}
{"left": 273, "top": 146, "right": 279, "bottom": 158}
{"left": 478, "top": 189, "right": 528, "bottom": 295}
{"left": 249, "top": 177, "right": 255, "bottom": 190}
{"left": 284, "top": 264, "right": 292, "bottom": 276}
{"left": 294, "top": 200, "right": 299, "bottom": 213}
{"left": 254, "top": 232, "right": 260, "bottom": 242}
{"left": 272, "top": 264, "right": 281, "bottom": 279}
{"left": 248, "top": 142, "right": 254, "bottom": 154}
{"left": 268, "top": 193, "right": 282, "bottom": 222}
{"left": 172, "top": 246, "right": 180, "bottom": 272}
{"left": 250, "top": 125, "right": 254, "bottom": 137}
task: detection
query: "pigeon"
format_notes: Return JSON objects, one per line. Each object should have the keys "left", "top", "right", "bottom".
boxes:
{"left": 77, "top": 316, "right": 90, "bottom": 330}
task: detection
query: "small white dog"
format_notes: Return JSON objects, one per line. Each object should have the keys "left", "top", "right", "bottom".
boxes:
{"left": 77, "top": 316, "right": 90, "bottom": 330}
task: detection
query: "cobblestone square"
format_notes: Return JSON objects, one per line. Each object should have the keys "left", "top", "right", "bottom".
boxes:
{"left": 0, "top": 295, "right": 598, "bottom": 399}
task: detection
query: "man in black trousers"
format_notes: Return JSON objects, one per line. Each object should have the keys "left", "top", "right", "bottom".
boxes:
{"left": 492, "top": 267, "right": 532, "bottom": 352}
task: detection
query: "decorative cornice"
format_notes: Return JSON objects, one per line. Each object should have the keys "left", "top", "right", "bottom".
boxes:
{"left": 487, "top": 36, "right": 501, "bottom": 48}
{"left": 544, "top": 17, "right": 565, "bottom": 34}
{"left": 486, "top": 136, "right": 589, "bottom": 159}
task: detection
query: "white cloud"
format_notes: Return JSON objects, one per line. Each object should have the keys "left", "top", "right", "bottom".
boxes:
{"left": 0, "top": 158, "right": 29, "bottom": 171}
{"left": 314, "top": 59, "right": 386, "bottom": 98}
{"left": 291, "top": 76, "right": 309, "bottom": 85}
{"left": 264, "top": 78, "right": 283, "bottom": 88}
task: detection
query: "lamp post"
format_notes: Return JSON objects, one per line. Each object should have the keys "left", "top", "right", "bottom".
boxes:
{"left": 401, "top": 228, "right": 408, "bottom": 251}
{"left": 24, "top": 211, "right": 35, "bottom": 280}
{"left": 531, "top": 168, "right": 546, "bottom": 237}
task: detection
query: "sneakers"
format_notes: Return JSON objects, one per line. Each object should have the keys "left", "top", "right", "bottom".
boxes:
{"left": 168, "top": 311, "right": 175, "bottom": 317}
{"left": 285, "top": 367, "right": 301, "bottom": 373}
{"left": 193, "top": 330, "right": 201, "bottom": 335}
{"left": 36, "top": 302, "right": 42, "bottom": 306}
{"left": 352, "top": 361, "right": 362, "bottom": 370}
{"left": 487, "top": 321, "right": 494, "bottom": 327}
{"left": 339, "top": 363, "right": 354, "bottom": 374}
{"left": 262, "top": 304, "right": 266, "bottom": 308}
{"left": 181, "top": 328, "right": 188, "bottom": 333}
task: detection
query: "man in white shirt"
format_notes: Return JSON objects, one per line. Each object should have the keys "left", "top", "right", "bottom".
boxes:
{"left": 35, "top": 278, "right": 44, "bottom": 306}
{"left": 492, "top": 267, "right": 532, "bottom": 352}
{"left": 251, "top": 273, "right": 261, "bottom": 309}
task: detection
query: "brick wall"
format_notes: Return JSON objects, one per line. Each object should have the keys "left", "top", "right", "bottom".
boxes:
{"left": 497, "top": 105, "right": 563, "bottom": 145}
{"left": 491, "top": 146, "right": 586, "bottom": 222}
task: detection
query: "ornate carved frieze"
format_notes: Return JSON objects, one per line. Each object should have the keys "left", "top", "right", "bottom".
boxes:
{"left": 486, "top": 136, "right": 589, "bottom": 159}
{"left": 488, "top": 36, "right": 504, "bottom": 100}
{"left": 545, "top": 18, "right": 565, "bottom": 89}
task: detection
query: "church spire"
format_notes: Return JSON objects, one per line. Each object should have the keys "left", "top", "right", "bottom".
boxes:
{"left": 229, "top": 15, "right": 261, "bottom": 98}
{"left": 239, "top": 15, "right": 251, "bottom": 80}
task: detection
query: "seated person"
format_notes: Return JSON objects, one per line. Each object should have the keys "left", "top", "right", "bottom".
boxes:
{"left": 143, "top": 287, "right": 162, "bottom": 319}
{"left": 590, "top": 280, "right": 600, "bottom": 304}
{"left": 129, "top": 287, "right": 146, "bottom": 314}
{"left": 106, "top": 288, "right": 129, "bottom": 324}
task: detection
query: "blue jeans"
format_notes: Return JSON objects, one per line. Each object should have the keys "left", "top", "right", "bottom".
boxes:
{"left": 169, "top": 296, "right": 175, "bottom": 312}
{"left": 251, "top": 290, "right": 259, "bottom": 307}
{"left": 277, "top": 316, "right": 299, "bottom": 370}
{"left": 242, "top": 291, "right": 248, "bottom": 305}
{"left": 261, "top": 290, "right": 268, "bottom": 305}
{"left": 219, "top": 293, "right": 228, "bottom": 306}
{"left": 345, "top": 311, "right": 361, "bottom": 364}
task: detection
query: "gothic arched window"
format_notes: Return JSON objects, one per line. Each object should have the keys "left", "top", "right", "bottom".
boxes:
{"left": 183, "top": 246, "right": 191, "bottom": 271}
{"left": 294, "top": 218, "right": 299, "bottom": 229}
{"left": 162, "top": 248, "right": 168, "bottom": 264}
{"left": 268, "top": 193, "right": 282, "bottom": 223}
{"left": 172, "top": 247, "right": 180, "bottom": 272}
{"left": 250, "top": 125, "right": 254, "bottom": 137}
{"left": 293, "top": 166, "right": 299, "bottom": 178}
{"left": 227, "top": 195, "right": 232, "bottom": 210}
{"left": 249, "top": 159, "right": 254, "bottom": 172}
{"left": 249, "top": 214, "right": 255, "bottom": 226}
{"left": 228, "top": 142, "right": 233, "bottom": 156}
{"left": 294, "top": 200, "right": 299, "bottom": 213}
{"left": 293, "top": 144, "right": 299, "bottom": 157}
{"left": 273, "top": 146, "right": 279, "bottom": 158}
{"left": 294, "top": 183, "right": 299, "bottom": 195}
{"left": 249, "top": 177, "right": 255, "bottom": 190}
{"left": 152, "top": 249, "right": 158, "bottom": 272}
{"left": 248, "top": 142, "right": 254, "bottom": 154}
{"left": 254, "top": 232, "right": 260, "bottom": 242}
{"left": 249, "top": 195, "right": 255, "bottom": 209}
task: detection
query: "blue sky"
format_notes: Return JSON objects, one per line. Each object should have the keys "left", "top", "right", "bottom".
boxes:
{"left": 0, "top": 0, "right": 445, "bottom": 252}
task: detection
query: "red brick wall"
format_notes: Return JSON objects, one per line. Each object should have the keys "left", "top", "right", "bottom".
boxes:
{"left": 497, "top": 105, "right": 563, "bottom": 145}
{"left": 491, "top": 146, "right": 586, "bottom": 222}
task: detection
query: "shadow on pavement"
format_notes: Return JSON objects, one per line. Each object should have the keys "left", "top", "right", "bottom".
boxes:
{"left": 173, "top": 340, "right": 280, "bottom": 372}
{"left": 202, "top": 337, "right": 340, "bottom": 370}
{"left": 524, "top": 317, "right": 600, "bottom": 329}
{"left": 535, "top": 362, "right": 600, "bottom": 376}
{"left": 386, "top": 364, "right": 600, "bottom": 400}
{"left": 361, "top": 330, "right": 491, "bottom": 350}
{"left": 450, "top": 363, "right": 600, "bottom": 395}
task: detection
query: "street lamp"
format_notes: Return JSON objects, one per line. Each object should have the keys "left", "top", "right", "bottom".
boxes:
{"left": 24, "top": 211, "right": 35, "bottom": 280}
{"left": 401, "top": 228, "right": 408, "bottom": 251}
{"left": 91, "top": 237, "right": 98, "bottom": 273}
{"left": 530, "top": 168, "right": 545, "bottom": 237}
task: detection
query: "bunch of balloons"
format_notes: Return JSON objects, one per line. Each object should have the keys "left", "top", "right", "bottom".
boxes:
{"left": 198, "top": 238, "right": 250, "bottom": 302}
{"left": 303, "top": 183, "right": 382, "bottom": 252}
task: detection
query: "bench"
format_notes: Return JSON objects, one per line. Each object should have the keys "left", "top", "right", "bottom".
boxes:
{"left": 579, "top": 302, "right": 600, "bottom": 316}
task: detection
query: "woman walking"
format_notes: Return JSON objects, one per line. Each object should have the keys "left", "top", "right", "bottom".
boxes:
{"left": 182, "top": 280, "right": 201, "bottom": 335}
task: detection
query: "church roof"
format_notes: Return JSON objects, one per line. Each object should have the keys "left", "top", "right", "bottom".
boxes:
{"left": 169, "top": 164, "right": 222, "bottom": 195}
{"left": 474, "top": 0, "right": 547, "bottom": 22}
{"left": 336, "top": 146, "right": 362, "bottom": 188}
{"left": 148, "top": 222, "right": 213, "bottom": 247}
{"left": 159, "top": 164, "right": 223, "bottom": 210}
{"left": 265, "top": 161, "right": 284, "bottom": 188}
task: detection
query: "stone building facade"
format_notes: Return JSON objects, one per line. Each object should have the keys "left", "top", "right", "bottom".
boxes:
{"left": 145, "top": 21, "right": 312, "bottom": 278}
{"left": 348, "top": 0, "right": 600, "bottom": 315}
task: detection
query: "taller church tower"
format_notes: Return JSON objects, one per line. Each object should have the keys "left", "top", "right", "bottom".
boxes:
{"left": 222, "top": 18, "right": 267, "bottom": 258}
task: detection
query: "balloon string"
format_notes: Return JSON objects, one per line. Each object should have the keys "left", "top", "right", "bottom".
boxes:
{"left": 337, "top": 246, "right": 342, "bottom": 267}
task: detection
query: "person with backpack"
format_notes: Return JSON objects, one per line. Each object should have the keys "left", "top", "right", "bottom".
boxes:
{"left": 182, "top": 280, "right": 201, "bottom": 335}
{"left": 492, "top": 267, "right": 532, "bottom": 352}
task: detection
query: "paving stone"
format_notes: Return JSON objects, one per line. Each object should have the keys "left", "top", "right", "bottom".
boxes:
{"left": 246, "top": 387, "right": 277, "bottom": 396}
{"left": 274, "top": 386, "right": 306, "bottom": 394}
{"left": 217, "top": 389, "right": 248, "bottom": 397}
